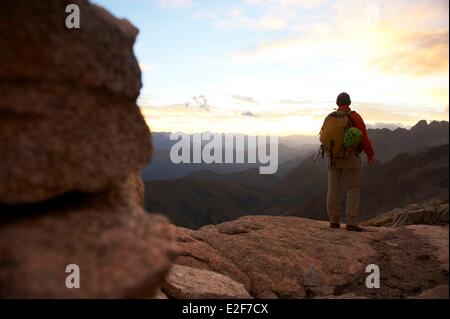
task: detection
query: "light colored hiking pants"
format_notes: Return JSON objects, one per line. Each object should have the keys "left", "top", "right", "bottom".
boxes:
{"left": 327, "top": 153, "right": 361, "bottom": 226}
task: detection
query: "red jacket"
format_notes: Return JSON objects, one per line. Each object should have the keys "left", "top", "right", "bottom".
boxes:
{"left": 338, "top": 105, "right": 375, "bottom": 159}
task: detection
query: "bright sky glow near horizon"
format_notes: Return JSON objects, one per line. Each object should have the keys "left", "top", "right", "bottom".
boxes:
{"left": 94, "top": 0, "right": 449, "bottom": 136}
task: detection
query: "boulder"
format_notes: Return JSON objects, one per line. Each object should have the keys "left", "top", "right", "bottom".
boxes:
{"left": 174, "top": 227, "right": 252, "bottom": 291}
{"left": 363, "top": 197, "right": 449, "bottom": 227}
{"left": 0, "top": 0, "right": 175, "bottom": 298}
{"left": 153, "top": 290, "right": 169, "bottom": 299}
{"left": 0, "top": 0, "right": 141, "bottom": 97}
{"left": 0, "top": 0, "right": 152, "bottom": 204}
{"left": 0, "top": 174, "right": 177, "bottom": 298}
{"left": 163, "top": 265, "right": 251, "bottom": 299}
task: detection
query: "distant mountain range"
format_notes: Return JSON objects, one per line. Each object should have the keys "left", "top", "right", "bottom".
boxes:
{"left": 367, "top": 120, "right": 449, "bottom": 162}
{"left": 142, "top": 133, "right": 317, "bottom": 180}
{"left": 144, "top": 120, "right": 449, "bottom": 228}
{"left": 143, "top": 120, "right": 448, "bottom": 181}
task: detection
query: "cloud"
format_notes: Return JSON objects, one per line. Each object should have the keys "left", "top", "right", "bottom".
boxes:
{"left": 139, "top": 99, "right": 448, "bottom": 136}
{"left": 215, "top": 0, "right": 327, "bottom": 31}
{"left": 243, "top": 0, "right": 328, "bottom": 9}
{"left": 230, "top": 0, "right": 449, "bottom": 78}
{"left": 139, "top": 62, "right": 155, "bottom": 73}
{"left": 347, "top": 101, "right": 450, "bottom": 124}
{"left": 370, "top": 29, "right": 449, "bottom": 76}
{"left": 137, "top": 0, "right": 448, "bottom": 135}
{"left": 276, "top": 99, "right": 315, "bottom": 105}
{"left": 258, "top": 14, "right": 288, "bottom": 30}
{"left": 137, "top": 94, "right": 155, "bottom": 106}
{"left": 159, "top": 0, "right": 193, "bottom": 8}
{"left": 242, "top": 110, "right": 258, "bottom": 117}
{"left": 185, "top": 95, "right": 211, "bottom": 111}
{"left": 366, "top": 122, "right": 405, "bottom": 130}
{"left": 232, "top": 95, "right": 258, "bottom": 104}
{"left": 217, "top": 9, "right": 289, "bottom": 31}
{"left": 140, "top": 102, "right": 323, "bottom": 135}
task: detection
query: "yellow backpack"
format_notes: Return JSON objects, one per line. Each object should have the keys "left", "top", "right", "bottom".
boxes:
{"left": 319, "top": 110, "right": 353, "bottom": 163}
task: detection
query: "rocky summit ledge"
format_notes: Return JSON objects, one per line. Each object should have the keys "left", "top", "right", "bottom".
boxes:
{"left": 363, "top": 197, "right": 449, "bottom": 227}
{"left": 165, "top": 215, "right": 449, "bottom": 299}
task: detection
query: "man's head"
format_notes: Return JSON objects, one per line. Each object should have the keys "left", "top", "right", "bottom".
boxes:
{"left": 336, "top": 92, "right": 351, "bottom": 107}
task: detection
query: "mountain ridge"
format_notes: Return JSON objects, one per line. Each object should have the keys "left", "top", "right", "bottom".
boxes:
{"left": 145, "top": 143, "right": 449, "bottom": 229}
{"left": 143, "top": 120, "right": 449, "bottom": 180}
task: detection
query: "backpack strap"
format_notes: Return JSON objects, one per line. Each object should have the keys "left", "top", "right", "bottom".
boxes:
{"left": 346, "top": 111, "right": 356, "bottom": 128}
{"left": 330, "top": 140, "right": 335, "bottom": 167}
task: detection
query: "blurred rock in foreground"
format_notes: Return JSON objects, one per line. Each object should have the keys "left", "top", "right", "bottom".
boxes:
{"left": 0, "top": 0, "right": 175, "bottom": 298}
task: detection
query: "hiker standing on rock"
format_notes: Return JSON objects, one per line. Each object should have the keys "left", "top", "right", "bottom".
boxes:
{"left": 319, "top": 92, "right": 375, "bottom": 231}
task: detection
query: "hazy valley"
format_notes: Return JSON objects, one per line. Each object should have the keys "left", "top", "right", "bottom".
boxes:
{"left": 144, "top": 120, "right": 449, "bottom": 229}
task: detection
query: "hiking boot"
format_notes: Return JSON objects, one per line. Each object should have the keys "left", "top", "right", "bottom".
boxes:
{"left": 346, "top": 225, "right": 364, "bottom": 232}
{"left": 329, "top": 222, "right": 341, "bottom": 229}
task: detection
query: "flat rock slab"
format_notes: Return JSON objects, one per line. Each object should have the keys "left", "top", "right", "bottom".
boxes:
{"left": 176, "top": 216, "right": 449, "bottom": 299}
{"left": 164, "top": 264, "right": 251, "bottom": 299}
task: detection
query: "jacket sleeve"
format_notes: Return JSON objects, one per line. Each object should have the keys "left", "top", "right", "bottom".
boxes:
{"left": 352, "top": 112, "right": 375, "bottom": 158}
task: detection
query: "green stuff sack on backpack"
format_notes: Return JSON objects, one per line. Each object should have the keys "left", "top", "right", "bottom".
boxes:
{"left": 343, "top": 127, "right": 362, "bottom": 148}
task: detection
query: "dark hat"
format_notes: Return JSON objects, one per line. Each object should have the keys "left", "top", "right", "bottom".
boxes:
{"left": 336, "top": 92, "right": 351, "bottom": 106}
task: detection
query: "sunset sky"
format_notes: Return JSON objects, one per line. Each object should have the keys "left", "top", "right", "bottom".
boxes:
{"left": 95, "top": 0, "right": 449, "bottom": 135}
